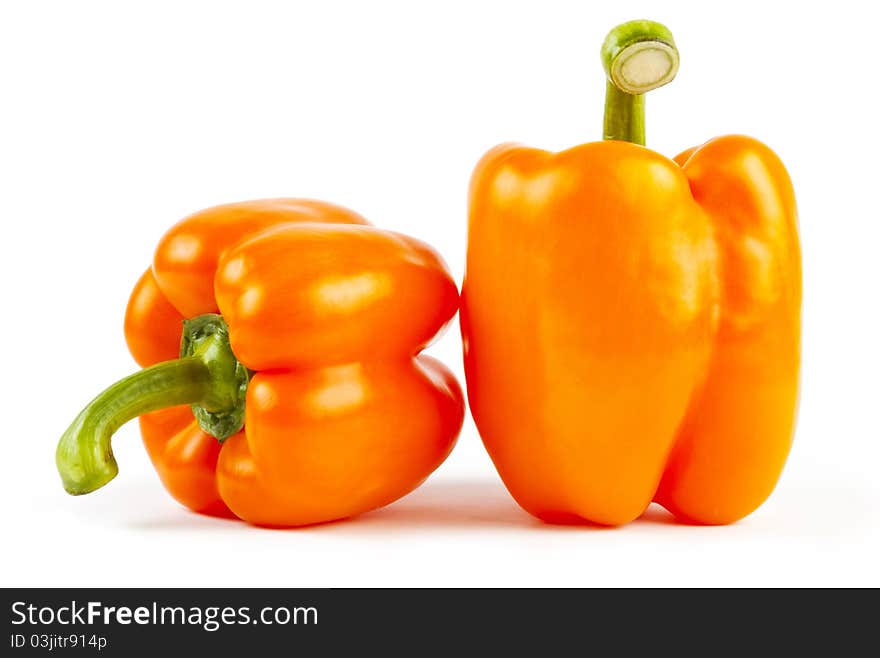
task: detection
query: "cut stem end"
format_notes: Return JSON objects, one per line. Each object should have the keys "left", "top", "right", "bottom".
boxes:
{"left": 600, "top": 19, "right": 679, "bottom": 145}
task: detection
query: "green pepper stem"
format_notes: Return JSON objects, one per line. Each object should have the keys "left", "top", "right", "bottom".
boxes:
{"left": 603, "top": 80, "right": 646, "bottom": 145}
{"left": 56, "top": 314, "right": 249, "bottom": 495}
{"left": 601, "top": 20, "right": 679, "bottom": 145}
{"left": 57, "top": 357, "right": 212, "bottom": 494}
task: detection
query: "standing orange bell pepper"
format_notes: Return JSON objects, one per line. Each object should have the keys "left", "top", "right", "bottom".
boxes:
{"left": 57, "top": 198, "right": 464, "bottom": 526}
{"left": 461, "top": 20, "right": 801, "bottom": 526}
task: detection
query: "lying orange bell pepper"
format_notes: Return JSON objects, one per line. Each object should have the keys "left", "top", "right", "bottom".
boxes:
{"left": 461, "top": 20, "right": 801, "bottom": 526}
{"left": 57, "top": 198, "right": 464, "bottom": 526}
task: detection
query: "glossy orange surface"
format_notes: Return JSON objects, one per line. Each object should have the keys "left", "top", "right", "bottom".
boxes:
{"left": 152, "top": 198, "right": 368, "bottom": 318}
{"left": 217, "top": 356, "right": 462, "bottom": 526}
{"left": 214, "top": 223, "right": 459, "bottom": 370}
{"left": 462, "top": 135, "right": 800, "bottom": 525}
{"left": 124, "top": 198, "right": 464, "bottom": 525}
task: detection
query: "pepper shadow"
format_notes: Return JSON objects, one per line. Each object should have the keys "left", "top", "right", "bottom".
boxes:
{"left": 316, "top": 477, "right": 542, "bottom": 532}
{"left": 300, "top": 478, "right": 679, "bottom": 534}
{"left": 120, "top": 476, "right": 682, "bottom": 532}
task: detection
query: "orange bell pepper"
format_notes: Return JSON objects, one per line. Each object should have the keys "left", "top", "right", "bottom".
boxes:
{"left": 461, "top": 20, "right": 801, "bottom": 526}
{"left": 57, "top": 199, "right": 464, "bottom": 526}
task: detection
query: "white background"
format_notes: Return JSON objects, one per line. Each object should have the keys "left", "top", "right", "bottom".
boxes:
{"left": 1, "top": 0, "right": 877, "bottom": 587}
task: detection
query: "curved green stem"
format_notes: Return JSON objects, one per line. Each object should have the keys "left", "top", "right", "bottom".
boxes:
{"left": 601, "top": 20, "right": 679, "bottom": 145}
{"left": 56, "top": 314, "right": 249, "bottom": 495}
